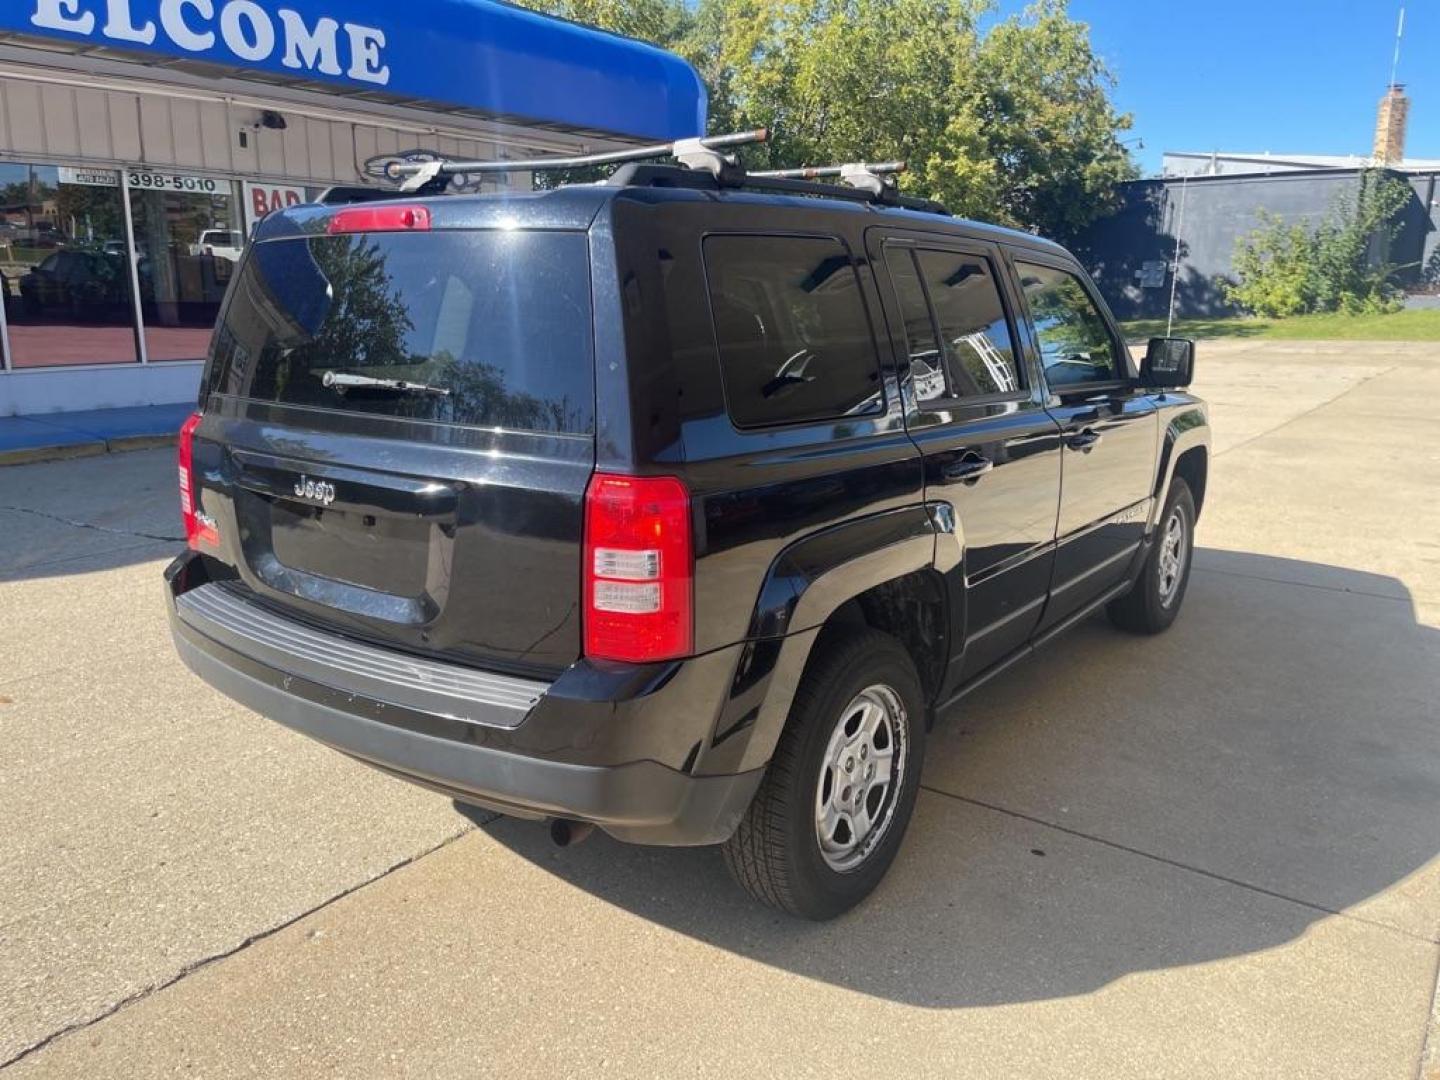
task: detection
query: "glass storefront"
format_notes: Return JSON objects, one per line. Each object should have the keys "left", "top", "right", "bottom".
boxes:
{"left": 0, "top": 163, "right": 319, "bottom": 371}
{"left": 131, "top": 180, "right": 244, "bottom": 363}
{"left": 0, "top": 163, "right": 138, "bottom": 368}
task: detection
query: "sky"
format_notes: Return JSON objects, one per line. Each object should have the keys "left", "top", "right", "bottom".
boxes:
{"left": 1004, "top": 0, "right": 1439, "bottom": 175}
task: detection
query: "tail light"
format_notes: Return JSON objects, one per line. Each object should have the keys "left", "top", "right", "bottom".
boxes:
{"left": 583, "top": 473, "right": 693, "bottom": 663}
{"left": 178, "top": 412, "right": 218, "bottom": 550}
{"left": 326, "top": 204, "right": 431, "bottom": 235}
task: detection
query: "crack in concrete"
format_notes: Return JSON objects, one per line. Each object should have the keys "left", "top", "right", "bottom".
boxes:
{"left": 920, "top": 784, "right": 1439, "bottom": 948}
{"left": 1418, "top": 943, "right": 1440, "bottom": 1080}
{"left": 1213, "top": 365, "right": 1398, "bottom": 459}
{"left": 0, "top": 503, "right": 183, "bottom": 545}
{"left": 0, "top": 827, "right": 475, "bottom": 1073}
{"left": 1418, "top": 944, "right": 1440, "bottom": 1080}
{"left": 1193, "top": 563, "right": 1412, "bottom": 604}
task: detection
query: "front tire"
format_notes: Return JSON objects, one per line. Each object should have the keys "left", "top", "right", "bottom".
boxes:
{"left": 722, "top": 629, "right": 926, "bottom": 920}
{"left": 1108, "top": 478, "right": 1196, "bottom": 635}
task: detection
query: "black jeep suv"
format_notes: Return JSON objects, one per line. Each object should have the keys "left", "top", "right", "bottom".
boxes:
{"left": 166, "top": 165, "right": 1209, "bottom": 919}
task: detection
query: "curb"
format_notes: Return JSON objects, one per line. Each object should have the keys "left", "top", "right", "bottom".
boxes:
{"left": 108, "top": 434, "right": 180, "bottom": 453}
{"left": 0, "top": 435, "right": 176, "bottom": 468}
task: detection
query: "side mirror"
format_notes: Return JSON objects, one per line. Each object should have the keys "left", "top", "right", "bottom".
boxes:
{"left": 1141, "top": 337, "right": 1194, "bottom": 389}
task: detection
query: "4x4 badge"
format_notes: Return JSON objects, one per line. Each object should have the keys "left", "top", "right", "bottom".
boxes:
{"left": 293, "top": 476, "right": 337, "bottom": 506}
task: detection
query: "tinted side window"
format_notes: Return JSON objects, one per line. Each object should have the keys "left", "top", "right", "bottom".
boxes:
{"left": 704, "top": 235, "right": 883, "bottom": 428}
{"left": 885, "top": 249, "right": 946, "bottom": 403}
{"left": 1016, "top": 262, "right": 1121, "bottom": 387}
{"left": 916, "top": 251, "right": 1019, "bottom": 397}
{"left": 886, "top": 247, "right": 1020, "bottom": 402}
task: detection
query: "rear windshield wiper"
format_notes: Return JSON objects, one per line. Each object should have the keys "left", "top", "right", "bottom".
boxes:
{"left": 321, "top": 371, "right": 451, "bottom": 397}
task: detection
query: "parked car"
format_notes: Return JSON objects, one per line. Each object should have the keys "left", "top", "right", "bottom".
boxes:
{"left": 189, "top": 229, "right": 245, "bottom": 263}
{"left": 19, "top": 249, "right": 130, "bottom": 319}
{"left": 167, "top": 163, "right": 1209, "bottom": 920}
{"left": 16, "top": 222, "right": 66, "bottom": 249}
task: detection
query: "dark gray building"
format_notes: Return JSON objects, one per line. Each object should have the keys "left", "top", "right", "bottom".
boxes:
{"left": 1076, "top": 167, "right": 1440, "bottom": 320}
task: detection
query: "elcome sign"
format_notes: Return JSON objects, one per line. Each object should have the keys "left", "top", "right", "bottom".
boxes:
{"left": 27, "top": 0, "right": 390, "bottom": 84}
{"left": 1, "top": 0, "right": 706, "bottom": 141}
{"left": 244, "top": 181, "right": 307, "bottom": 231}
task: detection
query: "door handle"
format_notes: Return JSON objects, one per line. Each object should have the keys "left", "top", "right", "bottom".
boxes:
{"left": 1066, "top": 428, "right": 1104, "bottom": 453}
{"left": 941, "top": 455, "right": 994, "bottom": 485}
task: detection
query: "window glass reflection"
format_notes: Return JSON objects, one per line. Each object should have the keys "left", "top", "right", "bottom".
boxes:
{"left": 915, "top": 251, "right": 1020, "bottom": 397}
{"left": 704, "top": 235, "right": 884, "bottom": 428}
{"left": 0, "top": 164, "right": 138, "bottom": 367}
{"left": 1017, "top": 262, "right": 1121, "bottom": 387}
{"left": 886, "top": 249, "right": 947, "bottom": 402}
{"left": 131, "top": 179, "right": 245, "bottom": 362}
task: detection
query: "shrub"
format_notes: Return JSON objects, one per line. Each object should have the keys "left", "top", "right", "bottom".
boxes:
{"left": 1225, "top": 172, "right": 1412, "bottom": 318}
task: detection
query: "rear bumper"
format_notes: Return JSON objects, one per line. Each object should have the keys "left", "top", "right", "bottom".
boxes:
{"left": 166, "top": 557, "right": 762, "bottom": 846}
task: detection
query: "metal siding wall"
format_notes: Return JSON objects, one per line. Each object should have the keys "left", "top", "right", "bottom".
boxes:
{"left": 5, "top": 81, "right": 45, "bottom": 155}
{"left": 39, "top": 83, "right": 78, "bottom": 157}
{"left": 168, "top": 98, "right": 204, "bottom": 169}
{"left": 198, "top": 101, "right": 232, "bottom": 172}
{"left": 76, "top": 87, "right": 114, "bottom": 159}
{"left": 255, "top": 123, "right": 286, "bottom": 176}
{"left": 138, "top": 95, "right": 174, "bottom": 163}
{"left": 108, "top": 91, "right": 142, "bottom": 160}
{"left": 0, "top": 73, "right": 573, "bottom": 188}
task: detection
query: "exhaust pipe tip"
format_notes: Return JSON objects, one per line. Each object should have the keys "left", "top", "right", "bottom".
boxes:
{"left": 550, "top": 818, "right": 596, "bottom": 848}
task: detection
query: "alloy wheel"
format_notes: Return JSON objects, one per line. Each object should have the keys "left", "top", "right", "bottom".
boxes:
{"left": 814, "top": 684, "right": 908, "bottom": 872}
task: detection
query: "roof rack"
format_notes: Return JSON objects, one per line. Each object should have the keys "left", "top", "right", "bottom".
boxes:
{"left": 386, "top": 129, "right": 769, "bottom": 192}
{"left": 378, "top": 129, "right": 949, "bottom": 215}
{"left": 750, "top": 161, "right": 907, "bottom": 196}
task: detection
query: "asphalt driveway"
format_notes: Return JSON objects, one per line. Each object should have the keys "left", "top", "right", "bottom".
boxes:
{"left": 2, "top": 339, "right": 1438, "bottom": 1078}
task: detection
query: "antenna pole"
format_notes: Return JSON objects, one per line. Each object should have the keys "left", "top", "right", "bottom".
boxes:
{"left": 1166, "top": 175, "right": 1190, "bottom": 339}
{"left": 1389, "top": 5, "right": 1405, "bottom": 88}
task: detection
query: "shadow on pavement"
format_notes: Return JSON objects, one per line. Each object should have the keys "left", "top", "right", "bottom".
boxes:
{"left": 0, "top": 448, "right": 182, "bottom": 583}
{"left": 481, "top": 550, "right": 1440, "bottom": 1008}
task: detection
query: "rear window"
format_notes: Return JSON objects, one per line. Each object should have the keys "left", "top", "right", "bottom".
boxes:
{"left": 209, "top": 230, "right": 594, "bottom": 434}
{"left": 703, "top": 234, "right": 883, "bottom": 428}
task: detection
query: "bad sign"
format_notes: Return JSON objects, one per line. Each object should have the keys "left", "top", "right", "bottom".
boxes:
{"left": 244, "top": 182, "right": 307, "bottom": 231}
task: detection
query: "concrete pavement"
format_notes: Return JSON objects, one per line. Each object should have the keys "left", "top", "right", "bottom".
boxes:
{"left": 2, "top": 339, "right": 1438, "bottom": 1077}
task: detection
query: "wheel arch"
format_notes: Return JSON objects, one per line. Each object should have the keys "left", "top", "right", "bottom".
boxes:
{"left": 695, "top": 507, "right": 946, "bottom": 777}
{"left": 1172, "top": 445, "right": 1209, "bottom": 519}
{"left": 1150, "top": 403, "right": 1211, "bottom": 530}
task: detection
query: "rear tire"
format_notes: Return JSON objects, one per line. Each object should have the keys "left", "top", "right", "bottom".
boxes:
{"left": 722, "top": 629, "right": 926, "bottom": 920}
{"left": 1108, "top": 478, "right": 1196, "bottom": 635}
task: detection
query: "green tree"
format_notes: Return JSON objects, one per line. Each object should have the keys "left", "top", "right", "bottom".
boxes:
{"left": 510, "top": 0, "right": 692, "bottom": 49}
{"left": 518, "top": 0, "right": 1135, "bottom": 241}
{"left": 1226, "top": 172, "right": 1414, "bottom": 317}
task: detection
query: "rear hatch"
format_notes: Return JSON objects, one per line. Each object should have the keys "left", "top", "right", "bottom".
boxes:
{"left": 195, "top": 206, "right": 597, "bottom": 677}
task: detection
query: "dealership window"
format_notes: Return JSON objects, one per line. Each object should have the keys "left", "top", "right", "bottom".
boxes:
{"left": 0, "top": 163, "right": 139, "bottom": 368}
{"left": 130, "top": 175, "right": 245, "bottom": 363}
{"left": 0, "top": 165, "right": 329, "bottom": 373}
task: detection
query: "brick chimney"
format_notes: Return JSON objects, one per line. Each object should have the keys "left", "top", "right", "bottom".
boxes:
{"left": 1373, "top": 84, "right": 1410, "bottom": 165}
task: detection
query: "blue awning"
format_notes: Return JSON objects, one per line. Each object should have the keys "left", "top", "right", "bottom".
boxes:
{"left": 0, "top": 0, "right": 707, "bottom": 141}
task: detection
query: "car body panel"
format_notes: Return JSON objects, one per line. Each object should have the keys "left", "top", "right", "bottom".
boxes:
{"left": 168, "top": 175, "right": 1210, "bottom": 844}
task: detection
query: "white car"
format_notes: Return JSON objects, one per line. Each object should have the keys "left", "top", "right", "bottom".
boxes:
{"left": 190, "top": 230, "right": 245, "bottom": 263}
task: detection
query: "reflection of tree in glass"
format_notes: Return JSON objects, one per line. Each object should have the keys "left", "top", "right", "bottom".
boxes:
{"left": 429, "top": 351, "right": 583, "bottom": 433}
{"left": 280, "top": 237, "right": 584, "bottom": 433}
{"left": 53, "top": 186, "right": 126, "bottom": 246}
{"left": 310, "top": 236, "right": 415, "bottom": 369}
{"left": 1025, "top": 272, "right": 1107, "bottom": 360}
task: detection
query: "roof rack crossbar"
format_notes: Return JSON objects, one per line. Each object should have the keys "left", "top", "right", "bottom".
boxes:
{"left": 391, "top": 128, "right": 769, "bottom": 191}
{"left": 750, "top": 161, "right": 906, "bottom": 181}
{"left": 751, "top": 161, "right": 907, "bottom": 197}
